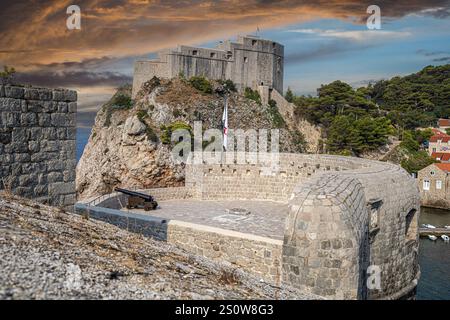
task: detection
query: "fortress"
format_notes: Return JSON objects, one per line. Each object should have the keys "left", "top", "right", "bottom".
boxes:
{"left": 132, "top": 35, "right": 284, "bottom": 98}
{"left": 77, "top": 35, "right": 421, "bottom": 299}
{"left": 76, "top": 153, "right": 421, "bottom": 300}
{"left": 0, "top": 38, "right": 421, "bottom": 300}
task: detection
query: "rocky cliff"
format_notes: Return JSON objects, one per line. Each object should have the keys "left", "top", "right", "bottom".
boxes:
{"left": 77, "top": 78, "right": 321, "bottom": 199}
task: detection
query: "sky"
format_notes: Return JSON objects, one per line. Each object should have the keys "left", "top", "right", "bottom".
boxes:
{"left": 0, "top": 0, "right": 449, "bottom": 129}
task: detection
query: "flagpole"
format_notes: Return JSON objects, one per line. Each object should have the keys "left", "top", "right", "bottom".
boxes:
{"left": 221, "top": 94, "right": 228, "bottom": 164}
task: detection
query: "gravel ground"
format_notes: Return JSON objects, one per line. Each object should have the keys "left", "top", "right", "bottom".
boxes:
{"left": 0, "top": 194, "right": 319, "bottom": 300}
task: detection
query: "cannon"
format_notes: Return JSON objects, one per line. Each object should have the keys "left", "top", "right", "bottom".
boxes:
{"left": 115, "top": 188, "right": 158, "bottom": 211}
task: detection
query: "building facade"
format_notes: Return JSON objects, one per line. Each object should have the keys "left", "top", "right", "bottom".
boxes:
{"left": 418, "top": 163, "right": 450, "bottom": 208}
{"left": 132, "top": 35, "right": 284, "bottom": 98}
{"left": 428, "top": 134, "right": 450, "bottom": 155}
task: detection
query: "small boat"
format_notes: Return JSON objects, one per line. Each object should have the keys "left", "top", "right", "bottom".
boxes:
{"left": 441, "top": 235, "right": 450, "bottom": 242}
{"left": 428, "top": 235, "right": 438, "bottom": 241}
{"left": 445, "top": 226, "right": 450, "bottom": 229}
{"left": 422, "top": 224, "right": 437, "bottom": 229}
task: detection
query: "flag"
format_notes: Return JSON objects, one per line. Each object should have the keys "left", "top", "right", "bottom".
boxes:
{"left": 222, "top": 97, "right": 228, "bottom": 150}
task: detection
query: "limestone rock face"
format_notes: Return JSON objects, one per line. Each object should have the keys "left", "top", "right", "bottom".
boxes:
{"left": 76, "top": 116, "right": 182, "bottom": 199}
{"left": 124, "top": 115, "right": 146, "bottom": 136}
{"left": 76, "top": 80, "right": 321, "bottom": 200}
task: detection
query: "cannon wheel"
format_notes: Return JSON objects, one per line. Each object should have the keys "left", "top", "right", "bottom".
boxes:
{"left": 143, "top": 201, "right": 158, "bottom": 211}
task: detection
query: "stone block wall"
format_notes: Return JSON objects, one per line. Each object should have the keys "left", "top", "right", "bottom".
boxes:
{"left": 185, "top": 153, "right": 373, "bottom": 202}
{"left": 167, "top": 220, "right": 283, "bottom": 283}
{"left": 78, "top": 152, "right": 420, "bottom": 299}
{"left": 0, "top": 85, "right": 77, "bottom": 209}
{"left": 282, "top": 159, "right": 420, "bottom": 300}
{"left": 185, "top": 153, "right": 420, "bottom": 299}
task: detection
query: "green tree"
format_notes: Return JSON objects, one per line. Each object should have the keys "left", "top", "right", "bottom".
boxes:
{"left": 327, "top": 115, "right": 354, "bottom": 153}
{"left": 401, "top": 151, "right": 435, "bottom": 174}
{"left": 349, "top": 116, "right": 393, "bottom": 154}
{"left": 400, "top": 130, "right": 420, "bottom": 153}
{"left": 285, "top": 87, "right": 295, "bottom": 103}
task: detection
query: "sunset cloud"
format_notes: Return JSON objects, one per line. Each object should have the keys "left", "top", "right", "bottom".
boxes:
{"left": 1, "top": 0, "right": 449, "bottom": 123}
{"left": 1, "top": 0, "right": 449, "bottom": 68}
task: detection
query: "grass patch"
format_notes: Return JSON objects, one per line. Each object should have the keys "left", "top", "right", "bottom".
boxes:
{"left": 244, "top": 87, "right": 261, "bottom": 105}
{"left": 267, "top": 99, "right": 285, "bottom": 128}
{"left": 160, "top": 121, "right": 192, "bottom": 145}
{"left": 103, "top": 87, "right": 133, "bottom": 127}
{"left": 189, "top": 76, "right": 212, "bottom": 94}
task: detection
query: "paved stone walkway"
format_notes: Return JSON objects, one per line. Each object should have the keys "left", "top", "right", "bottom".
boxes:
{"left": 125, "top": 200, "right": 288, "bottom": 240}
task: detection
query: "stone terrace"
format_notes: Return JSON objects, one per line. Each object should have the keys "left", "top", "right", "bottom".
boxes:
{"left": 127, "top": 199, "right": 288, "bottom": 240}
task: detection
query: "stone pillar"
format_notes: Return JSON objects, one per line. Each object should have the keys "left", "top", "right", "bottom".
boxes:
{"left": 257, "top": 85, "right": 270, "bottom": 106}
{"left": 0, "top": 85, "right": 77, "bottom": 210}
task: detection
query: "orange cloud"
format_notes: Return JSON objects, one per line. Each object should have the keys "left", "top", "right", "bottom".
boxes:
{"left": 1, "top": 0, "right": 449, "bottom": 69}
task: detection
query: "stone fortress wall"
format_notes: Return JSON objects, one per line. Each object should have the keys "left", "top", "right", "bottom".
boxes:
{"left": 132, "top": 35, "right": 284, "bottom": 98}
{"left": 0, "top": 85, "right": 77, "bottom": 209}
{"left": 76, "top": 152, "right": 420, "bottom": 300}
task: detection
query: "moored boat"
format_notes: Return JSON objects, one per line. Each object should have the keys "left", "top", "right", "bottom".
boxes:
{"left": 428, "top": 235, "right": 438, "bottom": 241}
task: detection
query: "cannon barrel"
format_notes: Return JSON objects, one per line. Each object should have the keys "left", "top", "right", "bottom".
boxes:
{"left": 115, "top": 187, "right": 154, "bottom": 202}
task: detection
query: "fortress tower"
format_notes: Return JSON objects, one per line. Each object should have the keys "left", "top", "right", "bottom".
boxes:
{"left": 132, "top": 35, "right": 284, "bottom": 98}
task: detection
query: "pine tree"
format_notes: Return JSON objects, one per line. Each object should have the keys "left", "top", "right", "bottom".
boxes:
{"left": 285, "top": 87, "right": 294, "bottom": 103}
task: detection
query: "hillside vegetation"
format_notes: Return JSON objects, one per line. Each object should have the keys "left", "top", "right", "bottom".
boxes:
{"left": 289, "top": 64, "right": 449, "bottom": 171}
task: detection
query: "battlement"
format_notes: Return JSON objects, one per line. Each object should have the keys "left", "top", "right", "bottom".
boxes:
{"left": 132, "top": 36, "right": 284, "bottom": 98}
{"left": 76, "top": 153, "right": 420, "bottom": 300}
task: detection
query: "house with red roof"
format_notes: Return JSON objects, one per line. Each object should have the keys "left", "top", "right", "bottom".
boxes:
{"left": 418, "top": 163, "right": 450, "bottom": 208}
{"left": 431, "top": 128, "right": 446, "bottom": 136}
{"left": 438, "top": 118, "right": 450, "bottom": 131}
{"left": 428, "top": 133, "right": 450, "bottom": 155}
{"left": 431, "top": 152, "right": 450, "bottom": 163}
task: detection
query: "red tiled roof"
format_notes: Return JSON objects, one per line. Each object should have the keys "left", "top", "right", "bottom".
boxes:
{"left": 429, "top": 135, "right": 450, "bottom": 142}
{"left": 431, "top": 152, "right": 450, "bottom": 161}
{"left": 439, "top": 119, "right": 450, "bottom": 127}
{"left": 436, "top": 163, "right": 450, "bottom": 172}
{"left": 431, "top": 128, "right": 446, "bottom": 135}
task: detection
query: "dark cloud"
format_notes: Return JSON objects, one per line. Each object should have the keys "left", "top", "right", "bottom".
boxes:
{"left": 433, "top": 56, "right": 450, "bottom": 62}
{"left": 285, "top": 39, "right": 372, "bottom": 65}
{"left": 14, "top": 70, "right": 131, "bottom": 88}
{"left": 285, "top": 42, "right": 348, "bottom": 64}
{"left": 416, "top": 49, "right": 450, "bottom": 63}
{"left": 417, "top": 49, "right": 449, "bottom": 56}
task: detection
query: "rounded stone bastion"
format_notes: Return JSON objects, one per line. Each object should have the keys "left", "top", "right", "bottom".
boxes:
{"left": 76, "top": 152, "right": 420, "bottom": 300}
